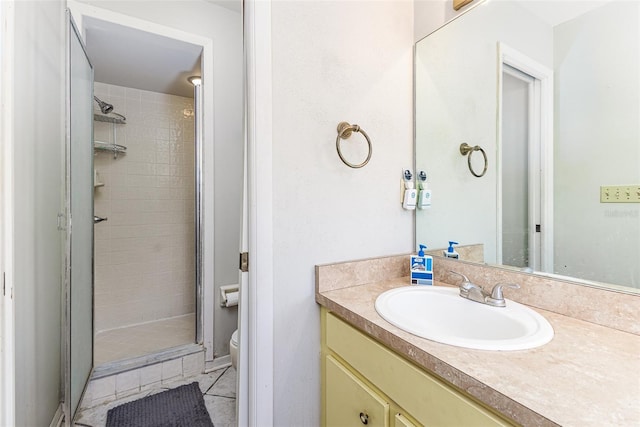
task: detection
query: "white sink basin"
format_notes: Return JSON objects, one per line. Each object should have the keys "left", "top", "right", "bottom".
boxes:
{"left": 375, "top": 286, "right": 553, "bottom": 351}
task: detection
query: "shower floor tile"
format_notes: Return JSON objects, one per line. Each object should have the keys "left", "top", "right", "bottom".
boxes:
{"left": 94, "top": 314, "right": 195, "bottom": 365}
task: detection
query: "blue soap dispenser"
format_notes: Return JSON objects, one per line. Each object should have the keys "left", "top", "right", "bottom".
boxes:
{"left": 443, "top": 241, "right": 459, "bottom": 259}
{"left": 411, "top": 244, "right": 433, "bottom": 285}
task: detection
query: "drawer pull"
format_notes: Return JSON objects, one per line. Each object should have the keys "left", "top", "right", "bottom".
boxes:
{"left": 359, "top": 412, "right": 369, "bottom": 425}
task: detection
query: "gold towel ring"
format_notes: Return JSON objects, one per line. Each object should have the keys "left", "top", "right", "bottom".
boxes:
{"left": 460, "top": 143, "right": 487, "bottom": 178}
{"left": 336, "top": 122, "right": 372, "bottom": 168}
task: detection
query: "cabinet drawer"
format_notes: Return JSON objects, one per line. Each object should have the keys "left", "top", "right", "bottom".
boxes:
{"left": 326, "top": 355, "right": 390, "bottom": 427}
{"left": 325, "top": 312, "right": 513, "bottom": 426}
{"left": 393, "top": 413, "right": 418, "bottom": 427}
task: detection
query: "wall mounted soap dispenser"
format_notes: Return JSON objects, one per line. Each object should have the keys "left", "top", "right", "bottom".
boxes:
{"left": 402, "top": 169, "right": 417, "bottom": 210}
{"left": 417, "top": 170, "right": 431, "bottom": 209}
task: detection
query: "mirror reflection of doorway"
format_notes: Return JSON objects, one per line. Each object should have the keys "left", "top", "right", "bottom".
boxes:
{"left": 501, "top": 65, "right": 540, "bottom": 269}
{"left": 498, "top": 44, "right": 554, "bottom": 273}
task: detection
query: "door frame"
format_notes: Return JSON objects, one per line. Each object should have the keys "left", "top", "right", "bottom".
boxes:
{"left": 66, "top": 0, "right": 216, "bottom": 361}
{"left": 241, "top": 0, "right": 275, "bottom": 424}
{"left": 0, "top": 1, "right": 16, "bottom": 424}
{"left": 497, "top": 43, "right": 554, "bottom": 273}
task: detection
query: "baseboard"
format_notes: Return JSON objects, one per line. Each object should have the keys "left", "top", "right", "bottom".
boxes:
{"left": 49, "top": 403, "right": 64, "bottom": 427}
{"left": 205, "top": 355, "right": 231, "bottom": 372}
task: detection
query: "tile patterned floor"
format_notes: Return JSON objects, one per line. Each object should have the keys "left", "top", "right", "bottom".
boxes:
{"left": 94, "top": 314, "right": 195, "bottom": 365}
{"left": 74, "top": 366, "right": 237, "bottom": 427}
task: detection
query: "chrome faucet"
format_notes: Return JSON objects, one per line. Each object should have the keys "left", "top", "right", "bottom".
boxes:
{"left": 449, "top": 271, "right": 520, "bottom": 307}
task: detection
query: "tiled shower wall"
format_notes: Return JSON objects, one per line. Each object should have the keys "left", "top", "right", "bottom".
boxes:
{"left": 93, "top": 82, "right": 195, "bottom": 332}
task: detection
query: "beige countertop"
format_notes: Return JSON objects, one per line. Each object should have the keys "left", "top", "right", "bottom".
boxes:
{"left": 317, "top": 277, "right": 640, "bottom": 426}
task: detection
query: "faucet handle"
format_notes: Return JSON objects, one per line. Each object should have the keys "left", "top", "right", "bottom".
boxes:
{"left": 449, "top": 270, "right": 470, "bottom": 284}
{"left": 450, "top": 271, "right": 483, "bottom": 296}
{"left": 490, "top": 283, "right": 520, "bottom": 300}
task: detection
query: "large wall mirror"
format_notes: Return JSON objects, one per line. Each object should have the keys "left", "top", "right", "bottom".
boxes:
{"left": 415, "top": 0, "right": 639, "bottom": 292}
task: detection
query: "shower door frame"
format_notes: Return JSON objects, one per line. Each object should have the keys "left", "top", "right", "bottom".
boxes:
{"left": 67, "top": 1, "right": 216, "bottom": 363}
{"left": 65, "top": 11, "right": 96, "bottom": 421}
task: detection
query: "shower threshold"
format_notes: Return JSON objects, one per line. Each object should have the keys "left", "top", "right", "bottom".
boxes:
{"left": 92, "top": 343, "right": 203, "bottom": 380}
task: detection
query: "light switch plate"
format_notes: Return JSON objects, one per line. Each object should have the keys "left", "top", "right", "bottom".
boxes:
{"left": 600, "top": 185, "right": 640, "bottom": 203}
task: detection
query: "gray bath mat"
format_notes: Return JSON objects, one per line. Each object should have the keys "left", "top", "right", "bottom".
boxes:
{"left": 105, "top": 382, "right": 213, "bottom": 427}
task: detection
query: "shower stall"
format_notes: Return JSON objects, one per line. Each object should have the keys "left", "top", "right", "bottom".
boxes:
{"left": 92, "top": 82, "right": 197, "bottom": 365}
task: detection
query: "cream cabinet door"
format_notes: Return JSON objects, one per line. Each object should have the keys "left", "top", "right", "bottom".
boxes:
{"left": 326, "top": 355, "right": 390, "bottom": 427}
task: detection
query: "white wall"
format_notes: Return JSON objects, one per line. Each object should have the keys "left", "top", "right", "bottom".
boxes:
{"left": 553, "top": 1, "right": 640, "bottom": 287}
{"left": 415, "top": 1, "right": 552, "bottom": 263}
{"left": 270, "top": 1, "right": 414, "bottom": 424}
{"left": 76, "top": 0, "right": 243, "bottom": 357}
{"left": 10, "top": 1, "right": 66, "bottom": 425}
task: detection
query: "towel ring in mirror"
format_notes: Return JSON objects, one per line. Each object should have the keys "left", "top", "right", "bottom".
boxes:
{"left": 460, "top": 143, "right": 487, "bottom": 177}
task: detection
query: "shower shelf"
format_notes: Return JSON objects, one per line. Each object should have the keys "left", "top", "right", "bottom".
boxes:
{"left": 94, "top": 140, "right": 127, "bottom": 155}
{"left": 94, "top": 111, "right": 126, "bottom": 158}
{"left": 94, "top": 113, "right": 126, "bottom": 124}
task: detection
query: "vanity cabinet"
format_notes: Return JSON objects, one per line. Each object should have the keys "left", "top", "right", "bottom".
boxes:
{"left": 325, "top": 354, "right": 390, "bottom": 426}
{"left": 321, "top": 309, "right": 515, "bottom": 427}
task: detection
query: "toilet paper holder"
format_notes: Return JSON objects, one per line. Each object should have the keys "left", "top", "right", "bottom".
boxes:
{"left": 220, "top": 284, "right": 239, "bottom": 307}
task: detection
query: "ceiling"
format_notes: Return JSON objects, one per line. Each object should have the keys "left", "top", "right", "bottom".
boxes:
{"left": 204, "top": 0, "right": 242, "bottom": 13}
{"left": 515, "top": 0, "right": 614, "bottom": 27}
{"left": 84, "top": 17, "right": 203, "bottom": 99}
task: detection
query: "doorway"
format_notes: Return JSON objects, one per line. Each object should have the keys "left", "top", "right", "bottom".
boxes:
{"left": 498, "top": 43, "right": 554, "bottom": 273}
{"left": 64, "top": 1, "right": 245, "bottom": 424}
{"left": 66, "top": 0, "right": 222, "bottom": 369}
{"left": 83, "top": 19, "right": 203, "bottom": 367}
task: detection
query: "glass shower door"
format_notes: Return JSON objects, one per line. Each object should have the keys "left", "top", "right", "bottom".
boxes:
{"left": 65, "top": 13, "right": 94, "bottom": 420}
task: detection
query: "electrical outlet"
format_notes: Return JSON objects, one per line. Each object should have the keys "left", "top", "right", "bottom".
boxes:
{"left": 600, "top": 185, "right": 640, "bottom": 203}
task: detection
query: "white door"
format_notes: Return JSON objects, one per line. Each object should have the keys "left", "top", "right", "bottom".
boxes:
{"left": 65, "top": 13, "right": 94, "bottom": 422}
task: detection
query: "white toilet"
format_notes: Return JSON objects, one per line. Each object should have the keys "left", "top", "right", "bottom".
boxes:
{"left": 230, "top": 329, "right": 238, "bottom": 369}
